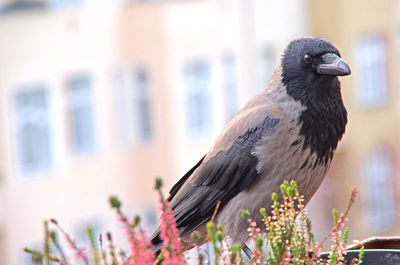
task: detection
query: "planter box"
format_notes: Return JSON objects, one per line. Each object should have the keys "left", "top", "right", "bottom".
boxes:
{"left": 320, "top": 237, "right": 400, "bottom": 265}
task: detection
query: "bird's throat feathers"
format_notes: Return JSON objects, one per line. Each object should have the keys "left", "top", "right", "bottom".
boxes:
{"left": 280, "top": 66, "right": 347, "bottom": 166}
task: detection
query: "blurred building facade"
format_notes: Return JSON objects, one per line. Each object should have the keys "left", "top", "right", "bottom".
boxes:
{"left": 0, "top": 0, "right": 399, "bottom": 264}
{"left": 308, "top": 0, "right": 400, "bottom": 241}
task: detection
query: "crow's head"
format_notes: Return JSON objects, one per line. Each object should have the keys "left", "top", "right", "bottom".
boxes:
{"left": 281, "top": 37, "right": 350, "bottom": 104}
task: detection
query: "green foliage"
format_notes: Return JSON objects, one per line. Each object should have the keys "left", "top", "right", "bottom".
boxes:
{"left": 206, "top": 222, "right": 221, "bottom": 265}
{"left": 241, "top": 209, "right": 251, "bottom": 220}
{"left": 155, "top": 177, "right": 163, "bottom": 190}
{"left": 43, "top": 220, "right": 51, "bottom": 265}
{"left": 259, "top": 180, "right": 359, "bottom": 265}
{"left": 86, "top": 226, "right": 100, "bottom": 265}
{"left": 356, "top": 246, "right": 365, "bottom": 265}
{"left": 24, "top": 248, "right": 44, "bottom": 265}
{"left": 332, "top": 209, "right": 339, "bottom": 226}
{"left": 109, "top": 196, "right": 122, "bottom": 211}
{"left": 24, "top": 247, "right": 66, "bottom": 265}
{"left": 342, "top": 227, "right": 349, "bottom": 245}
{"left": 216, "top": 225, "right": 224, "bottom": 242}
{"left": 191, "top": 230, "right": 200, "bottom": 243}
{"left": 263, "top": 180, "right": 307, "bottom": 264}
{"left": 154, "top": 251, "right": 164, "bottom": 265}
{"left": 134, "top": 215, "right": 141, "bottom": 227}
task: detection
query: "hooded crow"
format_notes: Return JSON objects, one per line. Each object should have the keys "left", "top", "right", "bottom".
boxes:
{"left": 151, "top": 37, "right": 350, "bottom": 254}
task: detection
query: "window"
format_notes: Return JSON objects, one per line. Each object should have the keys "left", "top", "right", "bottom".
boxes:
{"left": 13, "top": 87, "right": 52, "bottom": 174}
{"left": 1, "top": 1, "right": 45, "bottom": 14}
{"left": 134, "top": 68, "right": 152, "bottom": 141}
{"left": 49, "top": 0, "right": 83, "bottom": 9}
{"left": 355, "top": 35, "right": 388, "bottom": 107}
{"left": 67, "top": 75, "right": 96, "bottom": 154}
{"left": 113, "top": 69, "right": 133, "bottom": 145}
{"left": 113, "top": 66, "right": 152, "bottom": 145}
{"left": 362, "top": 148, "right": 396, "bottom": 230}
{"left": 222, "top": 54, "right": 239, "bottom": 122}
{"left": 185, "top": 61, "right": 213, "bottom": 136}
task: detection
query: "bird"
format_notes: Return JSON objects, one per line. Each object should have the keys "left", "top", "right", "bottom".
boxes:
{"left": 151, "top": 37, "right": 350, "bottom": 256}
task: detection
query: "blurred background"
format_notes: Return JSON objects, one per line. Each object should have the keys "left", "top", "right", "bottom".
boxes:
{"left": 0, "top": 0, "right": 399, "bottom": 264}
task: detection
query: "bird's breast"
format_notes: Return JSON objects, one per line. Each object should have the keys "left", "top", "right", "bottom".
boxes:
{"left": 216, "top": 117, "right": 333, "bottom": 244}
{"left": 252, "top": 117, "right": 332, "bottom": 205}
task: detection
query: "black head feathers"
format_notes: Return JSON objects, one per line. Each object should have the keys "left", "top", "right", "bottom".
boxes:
{"left": 283, "top": 37, "right": 340, "bottom": 62}
{"left": 281, "top": 37, "right": 350, "bottom": 99}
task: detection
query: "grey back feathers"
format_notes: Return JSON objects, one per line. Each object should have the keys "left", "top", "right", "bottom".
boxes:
{"left": 151, "top": 37, "right": 349, "bottom": 251}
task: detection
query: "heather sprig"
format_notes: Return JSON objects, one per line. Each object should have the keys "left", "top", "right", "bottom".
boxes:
{"left": 206, "top": 222, "right": 221, "bottom": 265}
{"left": 43, "top": 220, "right": 51, "bottom": 265}
{"left": 229, "top": 243, "right": 245, "bottom": 265}
{"left": 86, "top": 226, "right": 101, "bottom": 265}
{"left": 313, "top": 188, "right": 358, "bottom": 262}
{"left": 109, "top": 195, "right": 155, "bottom": 265}
{"left": 261, "top": 180, "right": 305, "bottom": 264}
{"left": 241, "top": 210, "right": 264, "bottom": 264}
{"left": 50, "top": 218, "right": 89, "bottom": 265}
{"left": 24, "top": 180, "right": 361, "bottom": 265}
{"left": 24, "top": 247, "right": 68, "bottom": 265}
{"left": 156, "top": 177, "right": 185, "bottom": 265}
{"left": 105, "top": 232, "right": 118, "bottom": 265}
{"left": 99, "top": 234, "right": 108, "bottom": 265}
{"left": 260, "top": 181, "right": 358, "bottom": 265}
{"left": 49, "top": 230, "right": 68, "bottom": 263}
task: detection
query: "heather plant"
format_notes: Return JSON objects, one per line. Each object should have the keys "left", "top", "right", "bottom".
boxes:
{"left": 258, "top": 180, "right": 363, "bottom": 265}
{"left": 24, "top": 179, "right": 363, "bottom": 265}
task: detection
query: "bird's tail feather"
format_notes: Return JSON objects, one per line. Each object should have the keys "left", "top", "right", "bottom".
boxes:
{"left": 151, "top": 228, "right": 163, "bottom": 258}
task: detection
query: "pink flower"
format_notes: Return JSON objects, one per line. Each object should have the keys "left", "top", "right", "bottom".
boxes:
{"left": 159, "top": 199, "right": 184, "bottom": 265}
{"left": 118, "top": 216, "right": 155, "bottom": 265}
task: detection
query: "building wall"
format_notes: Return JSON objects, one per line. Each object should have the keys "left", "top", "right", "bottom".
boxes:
{"left": 308, "top": 0, "right": 400, "bottom": 242}
{"left": 0, "top": 1, "right": 235, "bottom": 264}
{"left": 0, "top": 3, "right": 179, "bottom": 264}
{"left": 0, "top": 6, "right": 150, "bottom": 264}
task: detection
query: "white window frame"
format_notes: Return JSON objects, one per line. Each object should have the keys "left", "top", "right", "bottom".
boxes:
{"left": 66, "top": 74, "right": 97, "bottom": 154}
{"left": 133, "top": 66, "right": 152, "bottom": 142}
{"left": 113, "top": 67, "right": 134, "bottom": 146}
{"left": 49, "top": 0, "right": 83, "bottom": 9}
{"left": 354, "top": 34, "right": 388, "bottom": 108}
{"left": 12, "top": 85, "right": 54, "bottom": 177}
{"left": 362, "top": 147, "right": 396, "bottom": 231}
{"left": 184, "top": 60, "right": 213, "bottom": 137}
{"left": 112, "top": 64, "right": 153, "bottom": 146}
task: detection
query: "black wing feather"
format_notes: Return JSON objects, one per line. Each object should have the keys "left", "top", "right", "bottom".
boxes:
{"left": 151, "top": 116, "right": 279, "bottom": 250}
{"left": 172, "top": 116, "right": 280, "bottom": 235}
{"left": 168, "top": 155, "right": 206, "bottom": 201}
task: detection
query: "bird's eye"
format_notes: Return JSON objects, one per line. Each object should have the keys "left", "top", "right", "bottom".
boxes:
{"left": 303, "top": 54, "right": 312, "bottom": 64}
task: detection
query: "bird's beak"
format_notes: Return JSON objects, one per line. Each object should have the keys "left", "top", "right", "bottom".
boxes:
{"left": 315, "top": 53, "right": 351, "bottom": 76}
